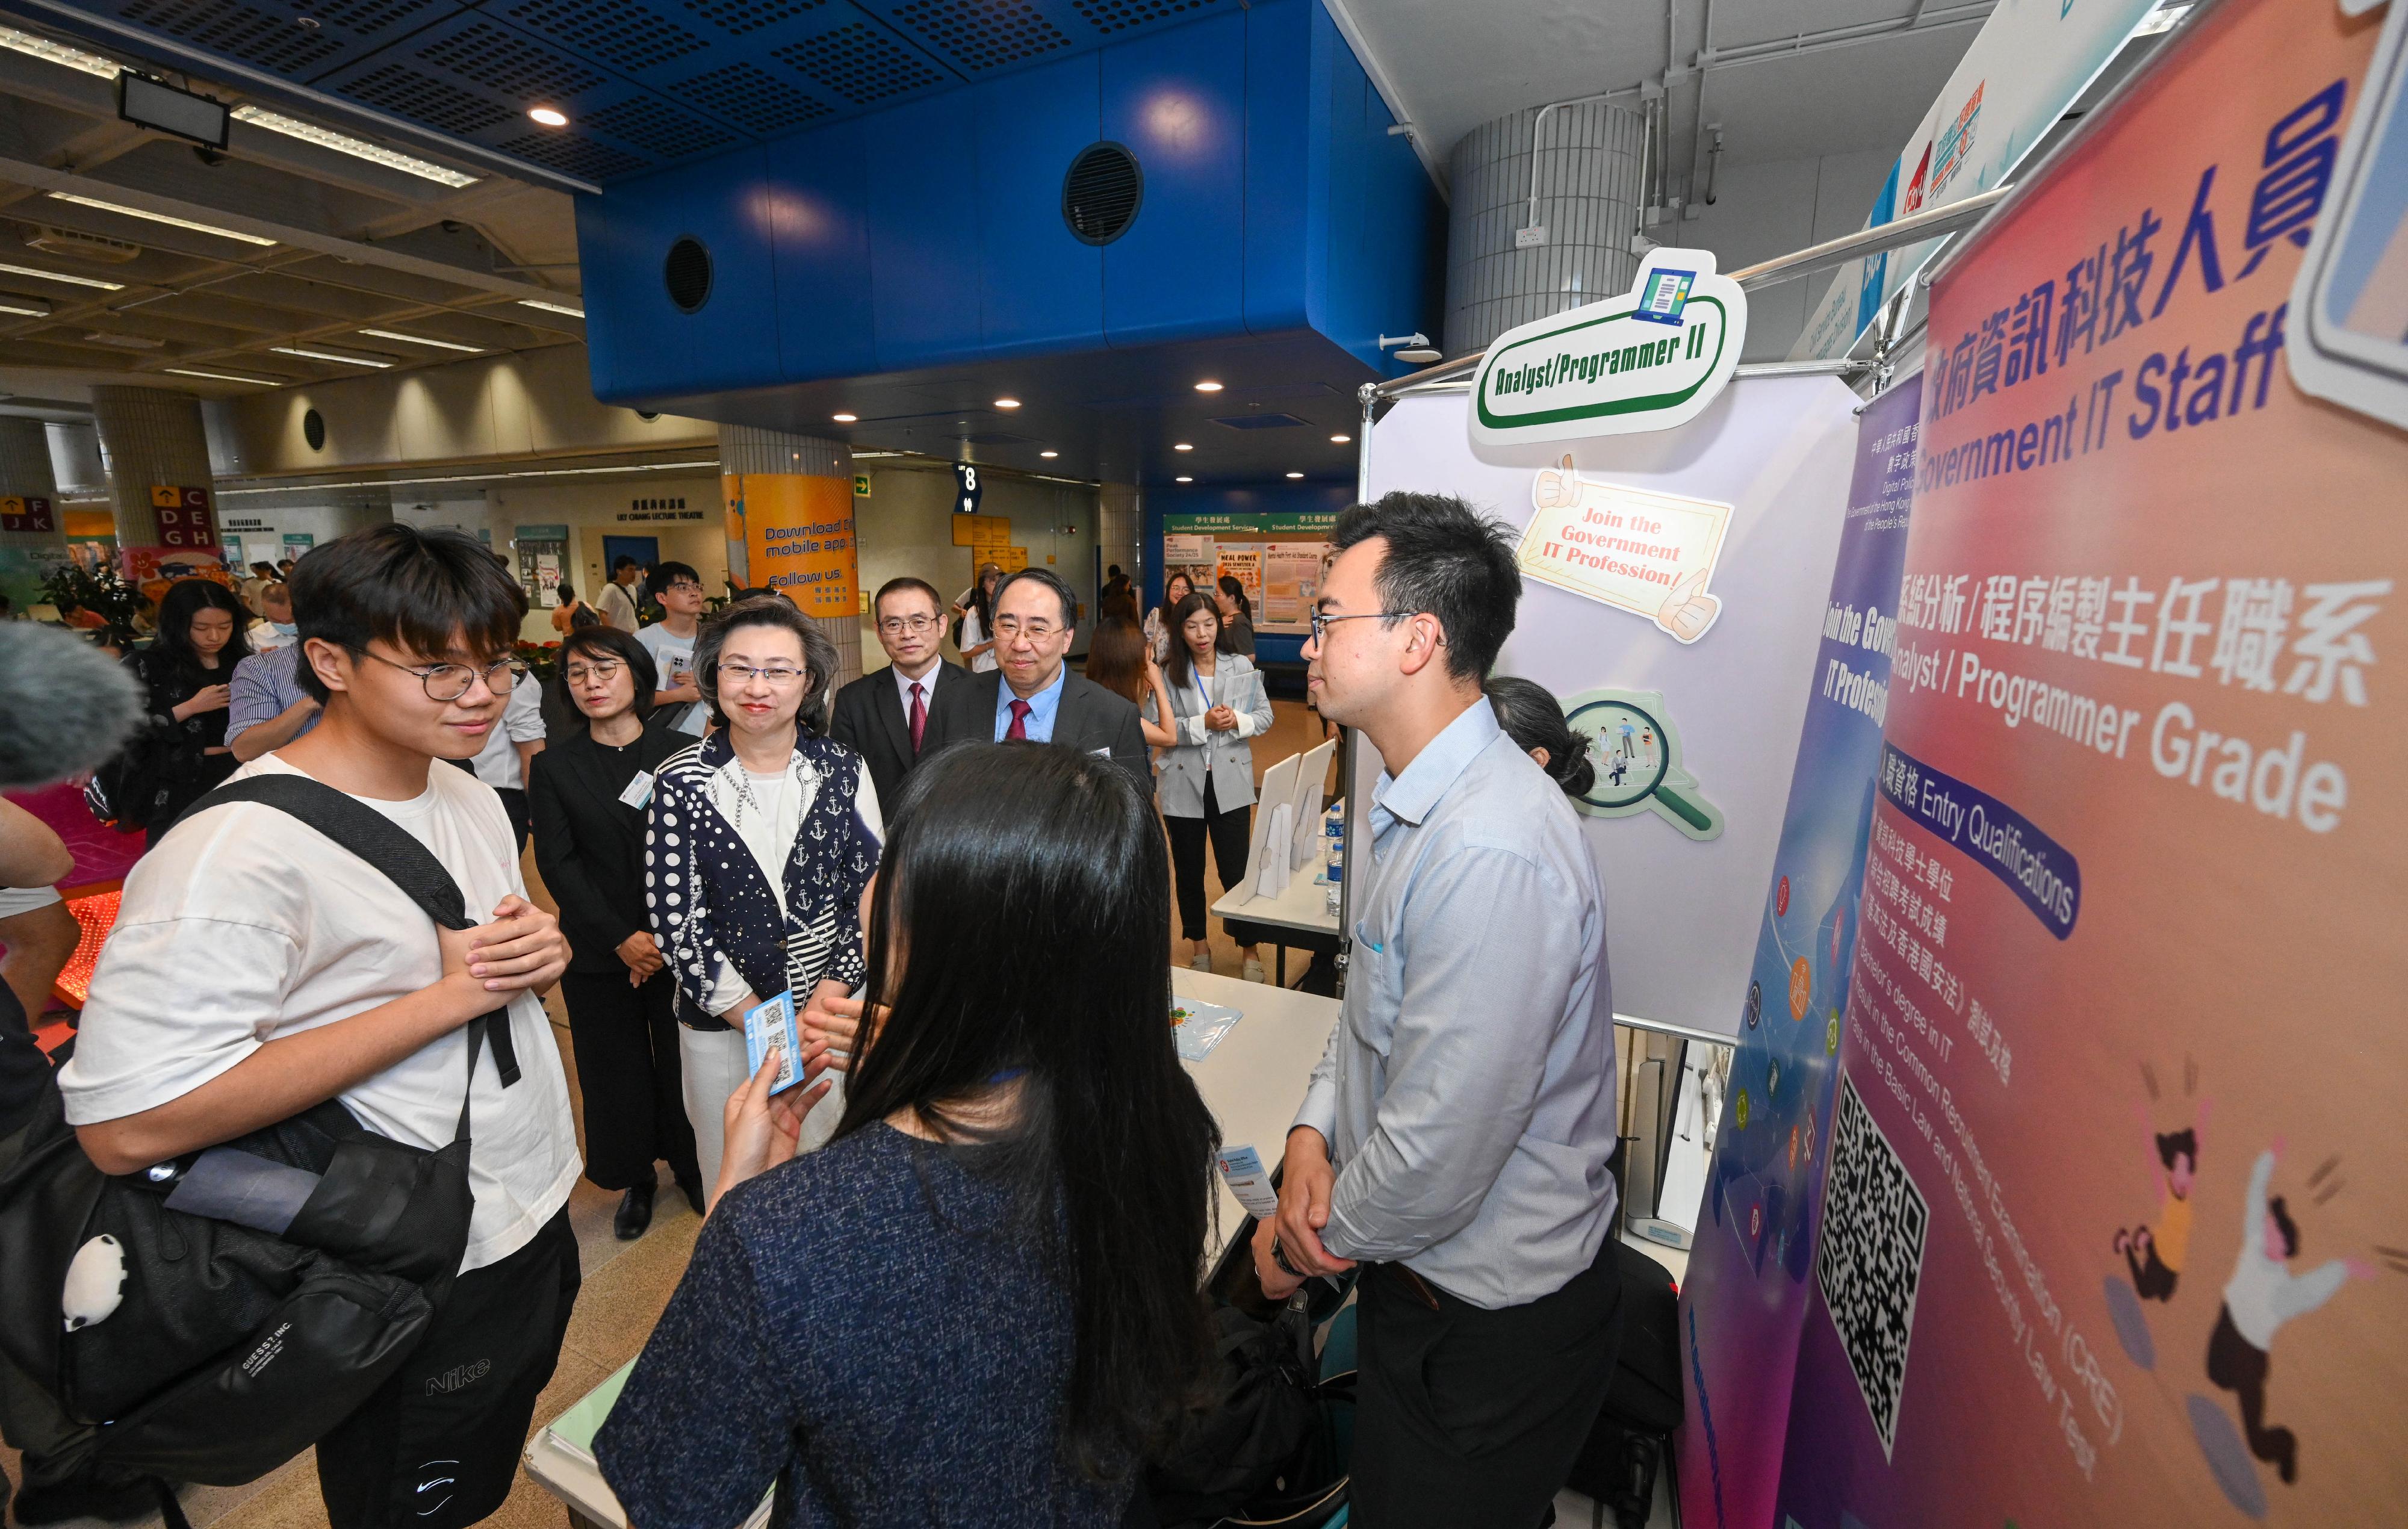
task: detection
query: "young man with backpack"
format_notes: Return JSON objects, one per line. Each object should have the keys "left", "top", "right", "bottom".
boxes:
{"left": 60, "top": 524, "right": 583, "bottom": 1529}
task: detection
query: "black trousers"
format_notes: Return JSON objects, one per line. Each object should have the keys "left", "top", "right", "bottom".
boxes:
{"left": 492, "top": 785, "right": 532, "bottom": 855}
{"left": 1350, "top": 1238, "right": 1625, "bottom": 1529}
{"left": 560, "top": 969, "right": 700, "bottom": 1192}
{"left": 1165, "top": 776, "right": 1259, "bottom": 945}
{"left": 2208, "top": 1303, "right": 2295, "bottom": 1481}
{"left": 317, "top": 1208, "right": 580, "bottom": 1529}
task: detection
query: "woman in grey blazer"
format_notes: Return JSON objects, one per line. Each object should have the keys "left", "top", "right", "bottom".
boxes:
{"left": 1146, "top": 592, "right": 1277, "bottom": 980}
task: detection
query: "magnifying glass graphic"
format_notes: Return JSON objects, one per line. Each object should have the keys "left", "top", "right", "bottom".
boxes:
{"left": 1562, "top": 689, "right": 1725, "bottom": 840}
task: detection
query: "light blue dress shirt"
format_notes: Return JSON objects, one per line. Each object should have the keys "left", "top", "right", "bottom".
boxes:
{"left": 1293, "top": 699, "right": 1618, "bottom": 1309}
{"left": 224, "top": 645, "right": 318, "bottom": 748}
{"left": 990, "top": 662, "right": 1067, "bottom": 744}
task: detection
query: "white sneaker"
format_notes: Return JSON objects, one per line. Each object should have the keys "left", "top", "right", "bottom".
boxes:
{"left": 1190, "top": 951, "right": 1212, "bottom": 971}
{"left": 1242, "top": 957, "right": 1265, "bottom": 984}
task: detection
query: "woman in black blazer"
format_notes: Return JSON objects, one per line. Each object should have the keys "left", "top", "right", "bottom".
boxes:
{"left": 529, "top": 625, "right": 703, "bottom": 1239}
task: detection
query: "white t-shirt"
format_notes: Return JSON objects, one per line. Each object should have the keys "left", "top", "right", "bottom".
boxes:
{"left": 597, "top": 582, "right": 639, "bottom": 632}
{"left": 961, "top": 607, "right": 999, "bottom": 673}
{"left": 61, "top": 755, "right": 580, "bottom": 1274}
{"left": 470, "top": 678, "right": 548, "bottom": 790}
{"left": 635, "top": 622, "right": 707, "bottom": 736}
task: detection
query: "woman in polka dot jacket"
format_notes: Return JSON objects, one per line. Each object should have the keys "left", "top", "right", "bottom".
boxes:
{"left": 645, "top": 596, "right": 882, "bottom": 1186}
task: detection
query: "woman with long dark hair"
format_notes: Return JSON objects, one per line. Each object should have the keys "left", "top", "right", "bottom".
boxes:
{"left": 957, "top": 560, "right": 1004, "bottom": 673}
{"left": 1152, "top": 591, "right": 1274, "bottom": 979}
{"left": 126, "top": 578, "right": 252, "bottom": 848}
{"left": 1143, "top": 570, "right": 1195, "bottom": 663}
{"left": 597, "top": 743, "right": 1219, "bottom": 1527}
{"left": 645, "top": 597, "right": 881, "bottom": 1187}
{"left": 528, "top": 625, "right": 704, "bottom": 1239}
{"left": 1082, "top": 616, "right": 1180, "bottom": 749}
{"left": 1486, "top": 675, "right": 1597, "bottom": 799}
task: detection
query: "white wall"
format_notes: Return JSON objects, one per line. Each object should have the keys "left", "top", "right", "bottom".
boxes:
{"left": 213, "top": 502, "right": 390, "bottom": 571}
{"left": 1677, "top": 149, "right": 1896, "bottom": 360}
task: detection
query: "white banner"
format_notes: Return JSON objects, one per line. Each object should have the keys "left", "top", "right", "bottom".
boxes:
{"left": 1789, "top": 0, "right": 2163, "bottom": 360}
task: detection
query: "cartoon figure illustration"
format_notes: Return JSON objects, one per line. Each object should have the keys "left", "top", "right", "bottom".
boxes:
{"left": 1617, "top": 718, "right": 1637, "bottom": 757}
{"left": 2205, "top": 1144, "right": 2377, "bottom": 1485}
{"left": 2115, "top": 1099, "right": 2208, "bottom": 1303}
{"left": 1608, "top": 757, "right": 1631, "bottom": 787}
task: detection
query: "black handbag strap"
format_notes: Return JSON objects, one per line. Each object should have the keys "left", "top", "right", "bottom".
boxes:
{"left": 184, "top": 774, "right": 520, "bottom": 1088}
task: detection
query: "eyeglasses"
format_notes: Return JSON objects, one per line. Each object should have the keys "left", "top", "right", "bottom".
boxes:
{"left": 563, "top": 659, "right": 624, "bottom": 684}
{"left": 721, "top": 663, "right": 807, "bottom": 687}
{"left": 993, "top": 617, "right": 1060, "bottom": 641}
{"left": 660, "top": 581, "right": 703, "bottom": 595}
{"left": 361, "top": 648, "right": 518, "bottom": 701}
{"left": 1307, "top": 609, "right": 1412, "bottom": 645}
{"left": 878, "top": 615, "right": 941, "bottom": 634}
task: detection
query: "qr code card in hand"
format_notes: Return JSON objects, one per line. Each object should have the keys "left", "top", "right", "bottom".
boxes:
{"left": 743, "top": 990, "right": 802, "bottom": 1095}
{"left": 1814, "top": 1070, "right": 1930, "bottom": 1457}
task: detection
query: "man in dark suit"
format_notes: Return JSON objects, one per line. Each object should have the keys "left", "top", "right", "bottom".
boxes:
{"left": 966, "top": 567, "right": 1152, "bottom": 798}
{"left": 829, "top": 577, "right": 979, "bottom": 814}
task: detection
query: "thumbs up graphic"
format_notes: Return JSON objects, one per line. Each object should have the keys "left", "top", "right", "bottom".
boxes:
{"left": 1655, "top": 568, "right": 1722, "bottom": 644}
{"left": 1531, "top": 454, "right": 1580, "bottom": 510}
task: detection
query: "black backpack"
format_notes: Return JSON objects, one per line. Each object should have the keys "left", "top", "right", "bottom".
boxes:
{"left": 1147, "top": 1287, "right": 1356, "bottom": 1529}
{"left": 0, "top": 774, "right": 522, "bottom": 1499}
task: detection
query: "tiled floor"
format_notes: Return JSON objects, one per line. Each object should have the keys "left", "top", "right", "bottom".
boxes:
{"left": 4, "top": 701, "right": 1672, "bottom": 1529}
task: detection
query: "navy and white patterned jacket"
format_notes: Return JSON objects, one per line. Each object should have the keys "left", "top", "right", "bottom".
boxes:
{"left": 645, "top": 730, "right": 882, "bottom": 1031}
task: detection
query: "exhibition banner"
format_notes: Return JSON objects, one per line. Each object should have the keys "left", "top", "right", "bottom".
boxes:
{"left": 1676, "top": 374, "right": 1922, "bottom": 1529}
{"left": 1789, "top": 0, "right": 2161, "bottom": 361}
{"left": 1776, "top": 2, "right": 2403, "bottom": 1524}
{"left": 1159, "top": 510, "right": 1337, "bottom": 636}
{"left": 728, "top": 472, "right": 858, "bottom": 626}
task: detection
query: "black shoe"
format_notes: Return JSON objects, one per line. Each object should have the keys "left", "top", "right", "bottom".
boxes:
{"left": 13, "top": 1466, "right": 166, "bottom": 1525}
{"left": 675, "top": 1171, "right": 707, "bottom": 1218}
{"left": 613, "top": 1181, "right": 655, "bottom": 1241}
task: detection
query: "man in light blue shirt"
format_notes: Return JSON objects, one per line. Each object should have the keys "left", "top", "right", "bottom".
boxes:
{"left": 961, "top": 568, "right": 1152, "bottom": 797}
{"left": 990, "top": 647, "right": 1066, "bottom": 743}
{"left": 1256, "top": 492, "right": 1618, "bottom": 1528}
{"left": 225, "top": 643, "right": 319, "bottom": 761}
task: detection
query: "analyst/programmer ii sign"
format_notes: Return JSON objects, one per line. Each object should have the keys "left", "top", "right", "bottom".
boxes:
{"left": 1470, "top": 249, "right": 1747, "bottom": 449}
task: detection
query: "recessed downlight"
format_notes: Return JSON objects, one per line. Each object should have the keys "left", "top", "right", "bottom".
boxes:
{"left": 993, "top": 397, "right": 1020, "bottom": 409}
{"left": 1285, "top": 472, "right": 1305, "bottom": 480}
{"left": 1175, "top": 475, "right": 1193, "bottom": 483}
{"left": 1193, "top": 380, "right": 1222, "bottom": 392}
{"left": 1330, "top": 433, "right": 1351, "bottom": 444}
{"left": 1040, "top": 450, "right": 1058, "bottom": 459}
{"left": 831, "top": 412, "right": 858, "bottom": 423}
{"left": 1173, "top": 442, "right": 1193, "bottom": 451}
{"left": 529, "top": 107, "right": 568, "bottom": 127}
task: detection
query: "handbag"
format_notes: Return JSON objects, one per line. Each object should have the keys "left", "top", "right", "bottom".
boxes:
{"left": 0, "top": 773, "right": 523, "bottom": 1496}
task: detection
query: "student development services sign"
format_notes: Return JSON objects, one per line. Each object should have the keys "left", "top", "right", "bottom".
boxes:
{"left": 1470, "top": 250, "right": 1748, "bottom": 449}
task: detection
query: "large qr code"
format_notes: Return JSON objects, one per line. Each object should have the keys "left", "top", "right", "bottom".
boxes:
{"left": 1815, "top": 1070, "right": 1929, "bottom": 1456}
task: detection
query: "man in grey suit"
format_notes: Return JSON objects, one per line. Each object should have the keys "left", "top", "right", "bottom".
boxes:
{"left": 964, "top": 568, "right": 1152, "bottom": 798}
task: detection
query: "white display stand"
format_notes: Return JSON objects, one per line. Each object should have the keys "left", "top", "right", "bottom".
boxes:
{"left": 1285, "top": 738, "right": 1336, "bottom": 870}
{"left": 1229, "top": 751, "right": 1301, "bottom": 907}
{"left": 1354, "top": 374, "right": 1861, "bottom": 1037}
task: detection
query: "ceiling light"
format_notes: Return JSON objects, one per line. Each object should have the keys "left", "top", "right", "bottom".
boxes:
{"left": 831, "top": 412, "right": 858, "bottom": 423}
{"left": 529, "top": 107, "right": 569, "bottom": 128}
{"left": 83, "top": 330, "right": 163, "bottom": 349}
{"left": 993, "top": 397, "right": 1020, "bottom": 409}
{"left": 1039, "top": 450, "right": 1058, "bottom": 459}
{"left": 45, "top": 191, "right": 275, "bottom": 246}
{"left": 1193, "top": 380, "right": 1223, "bottom": 392}
{"left": 1175, "top": 475, "right": 1193, "bottom": 483}
{"left": 232, "top": 106, "right": 477, "bottom": 188}
{"left": 0, "top": 259, "right": 121, "bottom": 291}
{"left": 272, "top": 345, "right": 391, "bottom": 368}
{"left": 359, "top": 327, "right": 482, "bottom": 353}
{"left": 1173, "top": 442, "right": 1193, "bottom": 451}
{"left": 518, "top": 298, "right": 585, "bottom": 317}
{"left": 0, "top": 24, "right": 121, "bottom": 79}
{"left": 1285, "top": 472, "right": 1305, "bottom": 480}
{"left": 166, "top": 367, "right": 276, "bottom": 385}
{"left": 0, "top": 296, "right": 51, "bottom": 317}
{"left": 1330, "top": 433, "right": 1351, "bottom": 444}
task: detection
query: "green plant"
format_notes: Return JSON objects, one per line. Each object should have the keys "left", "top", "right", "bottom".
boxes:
{"left": 41, "top": 560, "right": 144, "bottom": 645}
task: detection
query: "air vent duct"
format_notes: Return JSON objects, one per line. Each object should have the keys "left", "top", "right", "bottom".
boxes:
{"left": 303, "top": 409, "right": 326, "bottom": 451}
{"left": 27, "top": 226, "right": 141, "bottom": 262}
{"left": 664, "top": 236, "right": 713, "bottom": 312}
{"left": 1062, "top": 142, "right": 1141, "bottom": 245}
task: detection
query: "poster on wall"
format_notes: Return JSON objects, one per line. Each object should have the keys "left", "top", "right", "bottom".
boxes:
{"left": 281, "top": 533, "right": 313, "bottom": 562}
{"left": 516, "top": 524, "right": 568, "bottom": 609}
{"left": 1158, "top": 512, "right": 1335, "bottom": 635}
{"left": 2288, "top": 0, "right": 2408, "bottom": 432}
{"left": 730, "top": 473, "right": 858, "bottom": 626}
{"left": 0, "top": 545, "right": 69, "bottom": 613}
{"left": 1363, "top": 376, "right": 1860, "bottom": 1034}
{"left": 1675, "top": 373, "right": 1922, "bottom": 1529}
{"left": 1773, "top": 2, "right": 2405, "bottom": 1524}
{"left": 1789, "top": 0, "right": 2163, "bottom": 359}
{"left": 1517, "top": 461, "right": 1731, "bottom": 643}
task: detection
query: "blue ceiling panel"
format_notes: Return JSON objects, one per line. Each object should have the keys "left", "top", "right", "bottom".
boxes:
{"left": 763, "top": 117, "right": 878, "bottom": 382}
{"left": 40, "top": 0, "right": 1245, "bottom": 185}
{"left": 1098, "top": 6, "right": 1243, "bottom": 349}
{"left": 973, "top": 48, "right": 1102, "bottom": 357}
{"left": 574, "top": 147, "right": 786, "bottom": 396}
{"left": 862, "top": 85, "right": 984, "bottom": 369}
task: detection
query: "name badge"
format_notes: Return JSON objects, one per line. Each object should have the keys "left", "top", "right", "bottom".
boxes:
{"left": 618, "top": 771, "right": 654, "bottom": 810}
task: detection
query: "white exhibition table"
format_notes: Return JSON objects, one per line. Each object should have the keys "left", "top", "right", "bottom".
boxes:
{"left": 1211, "top": 866, "right": 1342, "bottom": 985}
{"left": 523, "top": 967, "right": 1341, "bottom": 1528}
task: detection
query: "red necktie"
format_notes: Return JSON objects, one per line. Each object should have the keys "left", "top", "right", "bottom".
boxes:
{"left": 908, "top": 681, "right": 926, "bottom": 755}
{"left": 1007, "top": 698, "right": 1032, "bottom": 741}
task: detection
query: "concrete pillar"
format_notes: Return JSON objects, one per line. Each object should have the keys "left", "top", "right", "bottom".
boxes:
{"left": 89, "top": 386, "right": 216, "bottom": 551}
{"left": 718, "top": 425, "right": 861, "bottom": 689}
{"left": 0, "top": 416, "right": 67, "bottom": 610}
